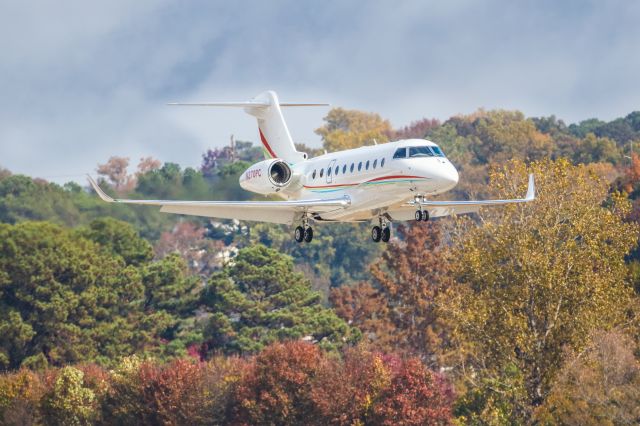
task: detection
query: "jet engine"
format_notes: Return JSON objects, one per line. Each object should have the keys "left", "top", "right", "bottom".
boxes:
{"left": 239, "top": 159, "right": 294, "bottom": 194}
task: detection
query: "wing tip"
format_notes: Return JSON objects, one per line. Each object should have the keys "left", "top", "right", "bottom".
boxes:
{"left": 525, "top": 174, "right": 535, "bottom": 201}
{"left": 87, "top": 174, "right": 115, "bottom": 203}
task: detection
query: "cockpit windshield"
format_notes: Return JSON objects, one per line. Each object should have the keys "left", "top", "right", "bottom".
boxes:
{"left": 431, "top": 146, "right": 445, "bottom": 157}
{"left": 393, "top": 145, "right": 446, "bottom": 159}
{"left": 409, "top": 147, "right": 435, "bottom": 158}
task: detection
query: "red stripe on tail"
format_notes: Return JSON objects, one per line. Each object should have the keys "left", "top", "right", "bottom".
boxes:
{"left": 259, "top": 129, "right": 278, "bottom": 158}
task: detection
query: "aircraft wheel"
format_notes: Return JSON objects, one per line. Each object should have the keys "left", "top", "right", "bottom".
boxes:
{"left": 415, "top": 210, "right": 422, "bottom": 222}
{"left": 421, "top": 210, "right": 430, "bottom": 221}
{"left": 304, "top": 226, "right": 314, "bottom": 243}
{"left": 294, "top": 226, "right": 304, "bottom": 243}
{"left": 381, "top": 227, "right": 391, "bottom": 242}
{"left": 371, "top": 226, "right": 382, "bottom": 242}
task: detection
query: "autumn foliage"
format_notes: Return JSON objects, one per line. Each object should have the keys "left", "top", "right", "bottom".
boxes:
{"left": 0, "top": 342, "right": 454, "bottom": 425}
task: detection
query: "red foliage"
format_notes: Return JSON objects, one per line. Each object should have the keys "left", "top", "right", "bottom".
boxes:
{"left": 372, "top": 356, "right": 455, "bottom": 425}
{"left": 230, "top": 341, "right": 323, "bottom": 425}
{"left": 388, "top": 118, "right": 441, "bottom": 141}
{"left": 310, "top": 345, "right": 390, "bottom": 425}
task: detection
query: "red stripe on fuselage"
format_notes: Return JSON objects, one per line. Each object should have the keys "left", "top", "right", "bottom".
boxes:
{"left": 259, "top": 129, "right": 278, "bottom": 158}
{"left": 365, "top": 174, "right": 427, "bottom": 183}
{"left": 303, "top": 175, "right": 429, "bottom": 189}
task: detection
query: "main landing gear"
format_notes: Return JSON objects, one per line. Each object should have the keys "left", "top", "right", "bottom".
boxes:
{"left": 372, "top": 217, "right": 391, "bottom": 243}
{"left": 294, "top": 218, "right": 313, "bottom": 243}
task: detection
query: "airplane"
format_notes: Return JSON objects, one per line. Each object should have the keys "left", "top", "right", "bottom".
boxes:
{"left": 88, "top": 90, "right": 535, "bottom": 243}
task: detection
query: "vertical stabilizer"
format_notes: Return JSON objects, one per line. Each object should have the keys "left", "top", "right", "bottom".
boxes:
{"left": 168, "top": 91, "right": 329, "bottom": 164}
{"left": 244, "top": 91, "right": 306, "bottom": 163}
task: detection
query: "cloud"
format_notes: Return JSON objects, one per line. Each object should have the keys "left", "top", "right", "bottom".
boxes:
{"left": 1, "top": 0, "right": 639, "bottom": 182}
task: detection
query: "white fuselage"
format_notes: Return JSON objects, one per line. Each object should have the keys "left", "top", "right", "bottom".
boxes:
{"left": 247, "top": 139, "right": 459, "bottom": 223}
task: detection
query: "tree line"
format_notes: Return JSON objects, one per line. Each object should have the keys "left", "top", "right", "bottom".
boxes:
{"left": 1, "top": 106, "right": 640, "bottom": 424}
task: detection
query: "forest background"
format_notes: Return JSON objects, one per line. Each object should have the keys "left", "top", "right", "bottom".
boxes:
{"left": 2, "top": 107, "right": 640, "bottom": 424}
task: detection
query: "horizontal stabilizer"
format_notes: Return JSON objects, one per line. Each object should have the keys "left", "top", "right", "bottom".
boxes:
{"left": 167, "top": 102, "right": 329, "bottom": 107}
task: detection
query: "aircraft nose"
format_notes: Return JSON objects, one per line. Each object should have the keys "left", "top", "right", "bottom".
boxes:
{"left": 439, "top": 163, "right": 459, "bottom": 189}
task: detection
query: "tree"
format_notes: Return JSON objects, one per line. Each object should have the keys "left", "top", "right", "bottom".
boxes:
{"left": 154, "top": 221, "right": 223, "bottom": 275}
{"left": 136, "top": 157, "right": 161, "bottom": 176}
{"left": 369, "top": 222, "right": 453, "bottom": 366}
{"left": 315, "top": 108, "right": 392, "bottom": 152}
{"left": 76, "top": 217, "right": 153, "bottom": 266}
{"left": 96, "top": 156, "right": 134, "bottom": 193}
{"left": 0, "top": 220, "right": 200, "bottom": 369}
{"left": 200, "top": 245, "right": 359, "bottom": 355}
{"left": 41, "top": 366, "right": 98, "bottom": 426}
{"left": 230, "top": 341, "right": 323, "bottom": 425}
{"left": 330, "top": 282, "right": 394, "bottom": 347}
{"left": 537, "top": 330, "right": 640, "bottom": 425}
{"left": 389, "top": 117, "right": 440, "bottom": 141}
{"left": 472, "top": 110, "right": 554, "bottom": 164}
{"left": 370, "top": 356, "right": 455, "bottom": 425}
{"left": 441, "top": 159, "right": 638, "bottom": 421}
{"left": 573, "top": 132, "right": 622, "bottom": 165}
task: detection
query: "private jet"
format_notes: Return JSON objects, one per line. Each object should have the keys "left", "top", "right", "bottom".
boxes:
{"left": 89, "top": 90, "right": 534, "bottom": 243}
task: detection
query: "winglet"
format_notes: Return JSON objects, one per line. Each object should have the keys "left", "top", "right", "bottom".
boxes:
{"left": 525, "top": 174, "right": 535, "bottom": 201}
{"left": 87, "top": 175, "right": 115, "bottom": 203}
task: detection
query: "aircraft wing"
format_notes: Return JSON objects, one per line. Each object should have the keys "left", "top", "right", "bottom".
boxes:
{"left": 87, "top": 175, "right": 350, "bottom": 225}
{"left": 388, "top": 174, "right": 535, "bottom": 220}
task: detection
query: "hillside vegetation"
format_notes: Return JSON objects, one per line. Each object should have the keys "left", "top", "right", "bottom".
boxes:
{"left": 1, "top": 108, "right": 640, "bottom": 424}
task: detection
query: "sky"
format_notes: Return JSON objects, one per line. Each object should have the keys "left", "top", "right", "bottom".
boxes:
{"left": 1, "top": 0, "right": 639, "bottom": 182}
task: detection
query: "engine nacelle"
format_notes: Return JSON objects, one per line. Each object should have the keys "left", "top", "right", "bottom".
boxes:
{"left": 239, "top": 159, "right": 293, "bottom": 195}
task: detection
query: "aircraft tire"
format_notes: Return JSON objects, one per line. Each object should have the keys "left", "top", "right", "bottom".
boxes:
{"left": 371, "top": 226, "right": 382, "bottom": 242}
{"left": 381, "top": 227, "right": 390, "bottom": 242}
{"left": 294, "top": 226, "right": 304, "bottom": 243}
{"left": 421, "top": 210, "right": 430, "bottom": 221}
{"left": 415, "top": 210, "right": 422, "bottom": 221}
{"left": 304, "top": 226, "right": 314, "bottom": 243}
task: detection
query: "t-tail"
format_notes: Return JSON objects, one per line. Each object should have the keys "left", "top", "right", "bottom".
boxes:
{"left": 168, "top": 90, "right": 328, "bottom": 164}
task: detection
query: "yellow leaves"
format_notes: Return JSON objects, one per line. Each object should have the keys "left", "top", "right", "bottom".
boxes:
{"left": 441, "top": 158, "right": 639, "bottom": 407}
{"left": 315, "top": 108, "right": 391, "bottom": 152}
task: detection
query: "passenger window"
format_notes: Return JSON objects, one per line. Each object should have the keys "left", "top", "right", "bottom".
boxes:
{"left": 350, "top": 163, "right": 355, "bottom": 172}
{"left": 366, "top": 160, "right": 370, "bottom": 170}
{"left": 373, "top": 159, "right": 377, "bottom": 169}
{"left": 409, "top": 147, "right": 435, "bottom": 158}
{"left": 335, "top": 165, "right": 339, "bottom": 175}
{"left": 358, "top": 162, "right": 362, "bottom": 171}
{"left": 342, "top": 164, "right": 347, "bottom": 174}
{"left": 381, "top": 158, "right": 385, "bottom": 167}
{"left": 320, "top": 169, "right": 324, "bottom": 178}
{"left": 312, "top": 169, "right": 316, "bottom": 179}
{"left": 328, "top": 167, "right": 332, "bottom": 176}
{"left": 393, "top": 148, "right": 406, "bottom": 159}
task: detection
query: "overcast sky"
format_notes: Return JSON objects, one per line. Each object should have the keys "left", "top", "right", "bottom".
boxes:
{"left": 1, "top": 0, "right": 639, "bottom": 182}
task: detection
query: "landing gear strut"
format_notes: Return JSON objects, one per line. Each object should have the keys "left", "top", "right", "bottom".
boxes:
{"left": 372, "top": 217, "right": 391, "bottom": 243}
{"left": 294, "top": 218, "right": 314, "bottom": 243}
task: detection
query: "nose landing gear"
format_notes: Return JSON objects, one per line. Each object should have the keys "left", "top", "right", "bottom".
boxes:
{"left": 415, "top": 209, "right": 429, "bottom": 222}
{"left": 414, "top": 197, "right": 430, "bottom": 222}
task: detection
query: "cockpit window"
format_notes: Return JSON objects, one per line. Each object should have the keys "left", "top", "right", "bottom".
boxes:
{"left": 393, "top": 148, "right": 407, "bottom": 159}
{"left": 409, "top": 146, "right": 435, "bottom": 158}
{"left": 431, "top": 146, "right": 445, "bottom": 157}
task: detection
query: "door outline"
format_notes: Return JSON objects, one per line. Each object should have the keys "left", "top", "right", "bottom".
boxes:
{"left": 326, "top": 159, "right": 336, "bottom": 184}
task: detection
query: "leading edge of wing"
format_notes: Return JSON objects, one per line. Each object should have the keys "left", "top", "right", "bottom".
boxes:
{"left": 87, "top": 175, "right": 351, "bottom": 210}
{"left": 408, "top": 174, "right": 535, "bottom": 208}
